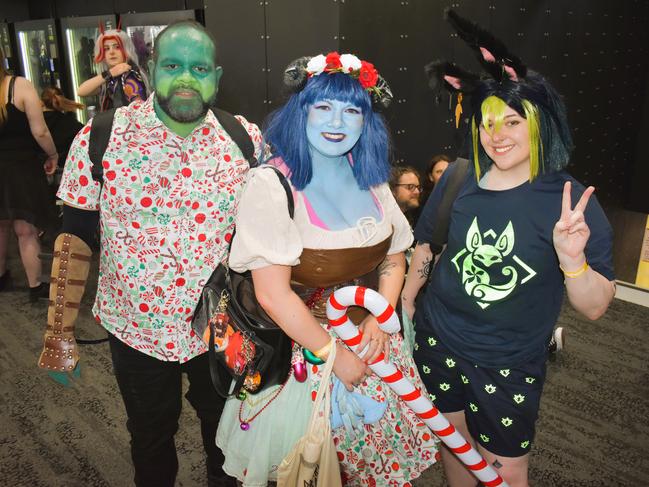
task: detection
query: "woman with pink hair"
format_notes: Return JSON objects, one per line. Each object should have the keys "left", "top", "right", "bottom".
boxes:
{"left": 77, "top": 28, "right": 149, "bottom": 111}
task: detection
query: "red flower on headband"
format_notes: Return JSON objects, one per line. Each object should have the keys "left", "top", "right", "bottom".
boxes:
{"left": 358, "top": 61, "right": 378, "bottom": 88}
{"left": 325, "top": 51, "right": 342, "bottom": 71}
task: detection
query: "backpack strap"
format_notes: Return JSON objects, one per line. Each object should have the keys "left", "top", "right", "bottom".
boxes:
{"left": 8, "top": 76, "right": 16, "bottom": 103}
{"left": 89, "top": 108, "right": 117, "bottom": 183}
{"left": 428, "top": 157, "right": 470, "bottom": 254}
{"left": 88, "top": 107, "right": 257, "bottom": 183}
{"left": 266, "top": 166, "right": 294, "bottom": 219}
{"left": 212, "top": 108, "right": 257, "bottom": 167}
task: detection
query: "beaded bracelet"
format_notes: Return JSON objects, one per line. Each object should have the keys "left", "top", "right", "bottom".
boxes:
{"left": 560, "top": 260, "right": 589, "bottom": 278}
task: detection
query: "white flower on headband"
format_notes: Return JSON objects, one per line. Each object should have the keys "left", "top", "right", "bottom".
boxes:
{"left": 306, "top": 54, "right": 327, "bottom": 75}
{"left": 340, "top": 54, "right": 362, "bottom": 72}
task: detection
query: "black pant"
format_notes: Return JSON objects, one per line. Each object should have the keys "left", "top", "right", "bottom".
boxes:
{"left": 109, "top": 334, "right": 231, "bottom": 487}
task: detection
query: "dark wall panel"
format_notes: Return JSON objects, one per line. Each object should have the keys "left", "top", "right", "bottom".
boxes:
{"left": 28, "top": 0, "right": 55, "bottom": 20}
{"left": 335, "top": 0, "right": 649, "bottom": 211}
{"left": 55, "top": 0, "right": 114, "bottom": 17}
{"left": 0, "top": 1, "right": 30, "bottom": 22}
{"left": 204, "top": 0, "right": 266, "bottom": 126}
{"left": 265, "top": 0, "right": 339, "bottom": 109}
{"left": 113, "top": 0, "right": 187, "bottom": 13}
{"left": 629, "top": 72, "right": 649, "bottom": 214}
{"left": 340, "top": 0, "right": 411, "bottom": 164}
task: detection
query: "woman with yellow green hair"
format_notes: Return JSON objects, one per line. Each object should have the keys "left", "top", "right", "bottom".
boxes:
{"left": 401, "top": 10, "right": 615, "bottom": 487}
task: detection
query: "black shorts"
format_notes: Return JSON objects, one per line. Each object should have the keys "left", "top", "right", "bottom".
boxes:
{"left": 413, "top": 329, "right": 546, "bottom": 457}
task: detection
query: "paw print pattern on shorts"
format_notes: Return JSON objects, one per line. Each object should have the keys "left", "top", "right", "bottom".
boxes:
{"left": 513, "top": 394, "right": 526, "bottom": 404}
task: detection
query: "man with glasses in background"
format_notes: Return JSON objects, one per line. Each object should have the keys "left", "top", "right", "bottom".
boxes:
{"left": 390, "top": 166, "right": 423, "bottom": 227}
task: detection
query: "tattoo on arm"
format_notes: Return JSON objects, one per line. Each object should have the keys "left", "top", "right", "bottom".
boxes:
{"left": 417, "top": 257, "right": 432, "bottom": 280}
{"left": 378, "top": 259, "right": 397, "bottom": 277}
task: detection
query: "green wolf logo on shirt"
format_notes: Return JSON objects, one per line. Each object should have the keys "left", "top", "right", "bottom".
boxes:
{"left": 450, "top": 217, "right": 537, "bottom": 309}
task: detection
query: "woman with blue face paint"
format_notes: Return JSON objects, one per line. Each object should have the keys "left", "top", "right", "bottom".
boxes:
{"left": 216, "top": 53, "right": 438, "bottom": 486}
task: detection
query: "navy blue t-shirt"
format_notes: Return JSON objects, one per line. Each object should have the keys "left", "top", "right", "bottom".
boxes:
{"left": 414, "top": 166, "right": 614, "bottom": 368}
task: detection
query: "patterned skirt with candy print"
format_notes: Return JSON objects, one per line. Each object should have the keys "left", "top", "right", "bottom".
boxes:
{"left": 216, "top": 323, "right": 439, "bottom": 487}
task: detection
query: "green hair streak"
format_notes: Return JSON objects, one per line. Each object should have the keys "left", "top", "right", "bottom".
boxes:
{"left": 471, "top": 96, "right": 544, "bottom": 182}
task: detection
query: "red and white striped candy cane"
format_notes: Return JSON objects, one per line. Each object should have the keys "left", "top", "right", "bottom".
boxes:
{"left": 326, "top": 286, "right": 509, "bottom": 487}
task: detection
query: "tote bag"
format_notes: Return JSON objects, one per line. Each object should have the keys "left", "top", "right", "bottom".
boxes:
{"left": 277, "top": 338, "right": 342, "bottom": 487}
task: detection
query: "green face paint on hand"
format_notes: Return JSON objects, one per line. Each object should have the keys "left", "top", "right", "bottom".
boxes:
{"left": 150, "top": 26, "right": 223, "bottom": 137}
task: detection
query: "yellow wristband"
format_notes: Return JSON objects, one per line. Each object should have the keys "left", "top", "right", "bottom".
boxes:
{"left": 313, "top": 341, "right": 333, "bottom": 360}
{"left": 560, "top": 260, "right": 589, "bottom": 278}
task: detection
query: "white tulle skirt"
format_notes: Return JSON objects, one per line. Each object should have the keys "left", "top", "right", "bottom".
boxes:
{"left": 216, "top": 369, "right": 313, "bottom": 487}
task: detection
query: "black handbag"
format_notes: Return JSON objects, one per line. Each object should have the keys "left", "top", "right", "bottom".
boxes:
{"left": 192, "top": 166, "right": 294, "bottom": 397}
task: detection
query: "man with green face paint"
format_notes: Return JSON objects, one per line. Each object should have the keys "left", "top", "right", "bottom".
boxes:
{"left": 38, "top": 20, "right": 261, "bottom": 487}
{"left": 151, "top": 24, "right": 222, "bottom": 135}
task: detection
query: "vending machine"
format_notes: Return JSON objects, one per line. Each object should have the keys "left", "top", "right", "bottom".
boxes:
{"left": 14, "top": 19, "right": 61, "bottom": 94}
{"left": 0, "top": 23, "right": 16, "bottom": 73}
{"left": 60, "top": 15, "right": 116, "bottom": 123}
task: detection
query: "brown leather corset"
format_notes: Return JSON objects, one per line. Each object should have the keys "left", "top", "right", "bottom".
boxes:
{"left": 291, "top": 236, "right": 392, "bottom": 322}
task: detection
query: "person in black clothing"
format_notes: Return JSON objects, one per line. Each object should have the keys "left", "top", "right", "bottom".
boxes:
{"left": 420, "top": 153, "right": 451, "bottom": 205}
{"left": 0, "top": 46, "right": 58, "bottom": 300}
{"left": 403, "top": 11, "right": 614, "bottom": 486}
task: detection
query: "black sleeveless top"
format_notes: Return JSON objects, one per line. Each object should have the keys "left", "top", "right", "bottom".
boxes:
{"left": 0, "top": 76, "right": 55, "bottom": 229}
{"left": 0, "top": 77, "right": 41, "bottom": 163}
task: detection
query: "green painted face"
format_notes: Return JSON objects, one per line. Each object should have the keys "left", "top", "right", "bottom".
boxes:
{"left": 151, "top": 26, "right": 222, "bottom": 128}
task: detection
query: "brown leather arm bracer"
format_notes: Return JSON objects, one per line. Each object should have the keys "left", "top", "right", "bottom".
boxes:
{"left": 38, "top": 233, "right": 92, "bottom": 372}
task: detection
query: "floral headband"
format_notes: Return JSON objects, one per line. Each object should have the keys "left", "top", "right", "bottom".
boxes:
{"left": 284, "top": 51, "right": 393, "bottom": 110}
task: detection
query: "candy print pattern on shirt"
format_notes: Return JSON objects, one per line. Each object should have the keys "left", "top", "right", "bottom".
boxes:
{"left": 58, "top": 96, "right": 261, "bottom": 362}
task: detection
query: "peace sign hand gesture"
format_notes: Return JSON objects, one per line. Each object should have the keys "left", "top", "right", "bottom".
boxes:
{"left": 553, "top": 181, "right": 595, "bottom": 269}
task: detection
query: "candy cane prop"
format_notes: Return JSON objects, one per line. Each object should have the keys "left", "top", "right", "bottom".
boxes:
{"left": 326, "top": 286, "right": 509, "bottom": 487}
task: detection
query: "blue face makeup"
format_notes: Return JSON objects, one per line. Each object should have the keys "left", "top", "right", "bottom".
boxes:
{"left": 306, "top": 99, "right": 364, "bottom": 158}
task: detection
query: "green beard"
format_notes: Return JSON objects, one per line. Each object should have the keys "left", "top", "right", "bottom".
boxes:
{"left": 156, "top": 87, "right": 215, "bottom": 123}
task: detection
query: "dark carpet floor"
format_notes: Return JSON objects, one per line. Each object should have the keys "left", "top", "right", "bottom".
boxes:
{"left": 1, "top": 243, "right": 648, "bottom": 486}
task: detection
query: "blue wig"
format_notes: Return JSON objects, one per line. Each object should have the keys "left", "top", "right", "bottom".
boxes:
{"left": 263, "top": 72, "right": 391, "bottom": 190}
